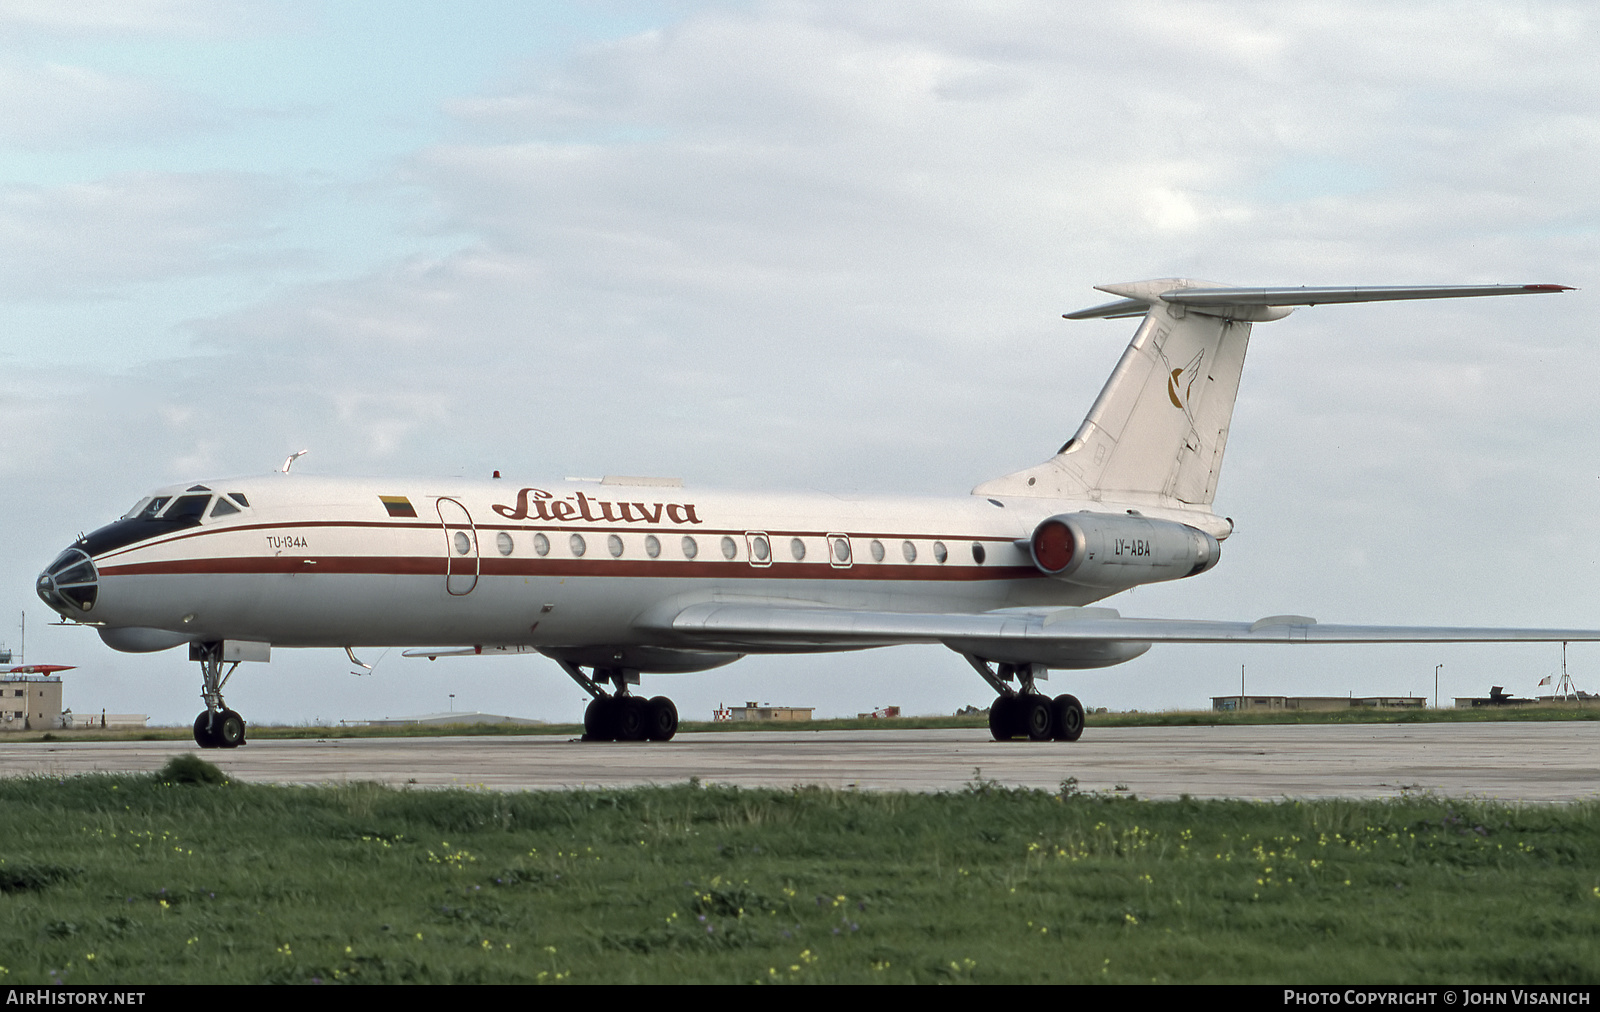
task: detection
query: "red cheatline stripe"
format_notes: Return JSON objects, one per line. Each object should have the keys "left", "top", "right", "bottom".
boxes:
{"left": 96, "top": 556, "right": 1041, "bottom": 582}
{"left": 95, "top": 520, "right": 1023, "bottom": 560}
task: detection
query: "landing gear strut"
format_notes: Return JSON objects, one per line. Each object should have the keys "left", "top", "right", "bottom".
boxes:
{"left": 557, "top": 661, "right": 679, "bottom": 742}
{"left": 190, "top": 642, "right": 247, "bottom": 749}
{"left": 965, "top": 656, "right": 1084, "bottom": 742}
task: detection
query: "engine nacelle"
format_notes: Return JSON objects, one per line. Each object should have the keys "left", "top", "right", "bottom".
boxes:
{"left": 1027, "top": 512, "right": 1220, "bottom": 590}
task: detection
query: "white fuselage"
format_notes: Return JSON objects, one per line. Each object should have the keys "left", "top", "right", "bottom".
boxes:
{"left": 63, "top": 474, "right": 1227, "bottom": 666}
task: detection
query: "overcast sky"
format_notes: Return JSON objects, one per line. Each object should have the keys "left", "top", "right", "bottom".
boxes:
{"left": 3, "top": 1, "right": 1597, "bottom": 728}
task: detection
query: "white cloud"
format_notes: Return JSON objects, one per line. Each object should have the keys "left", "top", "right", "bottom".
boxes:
{"left": 0, "top": 0, "right": 284, "bottom": 37}
{"left": 0, "top": 172, "right": 299, "bottom": 298}
{"left": 0, "top": 60, "right": 218, "bottom": 150}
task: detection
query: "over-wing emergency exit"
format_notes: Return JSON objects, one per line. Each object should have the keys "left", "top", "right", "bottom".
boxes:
{"left": 35, "top": 278, "right": 1595, "bottom": 748}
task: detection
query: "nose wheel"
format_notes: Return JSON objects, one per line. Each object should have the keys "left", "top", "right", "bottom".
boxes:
{"left": 191, "top": 643, "right": 247, "bottom": 749}
{"left": 193, "top": 708, "right": 246, "bottom": 749}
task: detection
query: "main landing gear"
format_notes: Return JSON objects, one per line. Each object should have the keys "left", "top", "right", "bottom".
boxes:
{"left": 557, "top": 661, "right": 679, "bottom": 742}
{"left": 964, "top": 656, "right": 1084, "bottom": 742}
{"left": 190, "top": 642, "right": 247, "bottom": 749}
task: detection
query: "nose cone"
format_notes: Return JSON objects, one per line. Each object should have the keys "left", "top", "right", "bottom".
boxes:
{"left": 37, "top": 547, "right": 98, "bottom": 618}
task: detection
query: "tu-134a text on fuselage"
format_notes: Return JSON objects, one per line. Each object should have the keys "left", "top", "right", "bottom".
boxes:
{"left": 35, "top": 278, "right": 1599, "bottom": 748}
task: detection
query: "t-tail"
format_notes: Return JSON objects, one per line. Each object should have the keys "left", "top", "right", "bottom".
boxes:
{"left": 973, "top": 279, "right": 1572, "bottom": 510}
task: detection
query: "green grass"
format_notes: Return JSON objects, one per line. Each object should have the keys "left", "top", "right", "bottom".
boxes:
{"left": 2, "top": 764, "right": 1597, "bottom": 984}
{"left": 11, "top": 699, "right": 1599, "bottom": 746}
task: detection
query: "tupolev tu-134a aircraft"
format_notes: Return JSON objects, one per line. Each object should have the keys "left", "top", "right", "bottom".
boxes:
{"left": 36, "top": 277, "right": 1600, "bottom": 749}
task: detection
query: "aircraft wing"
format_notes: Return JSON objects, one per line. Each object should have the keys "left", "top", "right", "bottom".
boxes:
{"left": 647, "top": 603, "right": 1600, "bottom": 650}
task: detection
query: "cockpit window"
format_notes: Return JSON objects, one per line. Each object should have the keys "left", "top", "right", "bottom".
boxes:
{"left": 210, "top": 497, "right": 240, "bottom": 518}
{"left": 227, "top": 493, "right": 249, "bottom": 508}
{"left": 121, "top": 498, "right": 152, "bottom": 520}
{"left": 165, "top": 495, "right": 211, "bottom": 521}
{"left": 186, "top": 485, "right": 212, "bottom": 492}
{"left": 77, "top": 492, "right": 212, "bottom": 557}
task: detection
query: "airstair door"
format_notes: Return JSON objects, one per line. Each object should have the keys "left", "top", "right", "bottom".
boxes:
{"left": 437, "top": 497, "right": 479, "bottom": 595}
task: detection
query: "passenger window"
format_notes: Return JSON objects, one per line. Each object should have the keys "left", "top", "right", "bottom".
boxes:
{"left": 533, "top": 533, "right": 550, "bottom": 556}
{"left": 607, "top": 534, "right": 624, "bottom": 558}
{"left": 933, "top": 541, "right": 948, "bottom": 564}
{"left": 901, "top": 541, "right": 917, "bottom": 563}
{"left": 496, "top": 532, "right": 514, "bottom": 556}
{"left": 569, "top": 534, "right": 587, "bottom": 557}
{"left": 682, "top": 536, "right": 699, "bottom": 559}
{"left": 720, "top": 536, "right": 738, "bottom": 560}
{"left": 645, "top": 535, "right": 661, "bottom": 558}
{"left": 870, "top": 539, "right": 885, "bottom": 562}
{"left": 790, "top": 538, "right": 806, "bottom": 561}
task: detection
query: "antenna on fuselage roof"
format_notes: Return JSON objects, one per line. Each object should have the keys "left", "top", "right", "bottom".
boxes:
{"left": 281, "top": 449, "right": 310, "bottom": 474}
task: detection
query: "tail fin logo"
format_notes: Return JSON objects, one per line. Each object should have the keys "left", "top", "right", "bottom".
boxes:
{"left": 1166, "top": 349, "right": 1205, "bottom": 413}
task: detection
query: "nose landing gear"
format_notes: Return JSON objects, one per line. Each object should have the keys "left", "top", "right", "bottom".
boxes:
{"left": 558, "top": 661, "right": 679, "bottom": 742}
{"left": 966, "top": 656, "right": 1085, "bottom": 742}
{"left": 190, "top": 643, "right": 247, "bottom": 749}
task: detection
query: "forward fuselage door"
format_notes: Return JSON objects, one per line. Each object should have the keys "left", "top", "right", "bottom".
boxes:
{"left": 437, "top": 497, "right": 479, "bottom": 596}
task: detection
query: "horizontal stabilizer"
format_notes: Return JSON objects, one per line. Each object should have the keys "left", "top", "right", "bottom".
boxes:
{"left": 1062, "top": 298, "right": 1150, "bottom": 320}
{"left": 1064, "top": 281, "right": 1572, "bottom": 319}
{"left": 1166, "top": 284, "right": 1572, "bottom": 307}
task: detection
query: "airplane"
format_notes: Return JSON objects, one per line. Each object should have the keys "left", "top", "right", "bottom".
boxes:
{"left": 2, "top": 665, "right": 75, "bottom": 676}
{"left": 34, "top": 277, "right": 1600, "bottom": 750}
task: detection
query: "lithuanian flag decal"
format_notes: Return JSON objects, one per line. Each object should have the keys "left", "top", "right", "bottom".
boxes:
{"left": 379, "top": 495, "right": 417, "bottom": 518}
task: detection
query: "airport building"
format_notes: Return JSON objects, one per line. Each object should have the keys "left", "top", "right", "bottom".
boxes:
{"left": 1212, "top": 695, "right": 1424, "bottom": 712}
{"left": 345, "top": 712, "right": 545, "bottom": 727}
{"left": 0, "top": 675, "right": 62, "bottom": 730}
{"left": 66, "top": 711, "right": 149, "bottom": 730}
{"left": 716, "top": 702, "right": 814, "bottom": 722}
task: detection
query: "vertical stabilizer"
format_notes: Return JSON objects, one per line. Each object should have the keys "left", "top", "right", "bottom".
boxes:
{"left": 974, "top": 278, "right": 1570, "bottom": 509}
{"left": 975, "top": 279, "right": 1260, "bottom": 507}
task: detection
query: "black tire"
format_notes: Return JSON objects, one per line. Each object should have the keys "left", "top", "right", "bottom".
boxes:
{"left": 646, "top": 696, "right": 679, "bottom": 741}
{"left": 192, "top": 712, "right": 221, "bottom": 749}
{"left": 988, "top": 695, "right": 1018, "bottom": 741}
{"left": 217, "top": 709, "right": 246, "bottom": 749}
{"left": 1052, "top": 694, "right": 1085, "bottom": 742}
{"left": 583, "top": 697, "right": 616, "bottom": 741}
{"left": 1022, "top": 694, "right": 1054, "bottom": 741}
{"left": 615, "top": 697, "right": 649, "bottom": 742}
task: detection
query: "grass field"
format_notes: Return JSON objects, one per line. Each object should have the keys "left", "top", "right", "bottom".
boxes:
{"left": 2, "top": 759, "right": 1597, "bottom": 984}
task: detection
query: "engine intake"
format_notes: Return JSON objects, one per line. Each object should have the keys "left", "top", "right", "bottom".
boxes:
{"left": 1027, "top": 512, "right": 1219, "bottom": 589}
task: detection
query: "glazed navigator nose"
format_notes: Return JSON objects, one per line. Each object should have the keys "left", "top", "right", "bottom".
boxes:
{"left": 37, "top": 547, "right": 98, "bottom": 617}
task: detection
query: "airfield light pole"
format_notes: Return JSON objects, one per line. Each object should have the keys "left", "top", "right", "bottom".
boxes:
{"left": 1435, "top": 664, "right": 1442, "bottom": 709}
{"left": 449, "top": 693, "right": 455, "bottom": 712}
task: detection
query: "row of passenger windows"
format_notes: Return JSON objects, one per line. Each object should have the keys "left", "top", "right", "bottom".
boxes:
{"left": 457, "top": 531, "right": 991, "bottom": 565}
